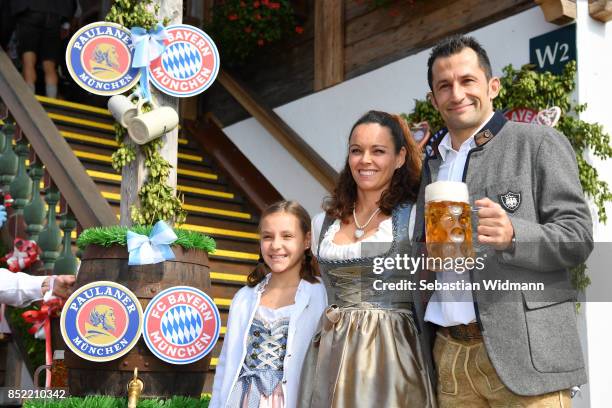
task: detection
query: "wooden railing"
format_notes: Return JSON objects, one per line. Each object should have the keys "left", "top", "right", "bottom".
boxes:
{"left": 0, "top": 49, "right": 117, "bottom": 230}
{"left": 217, "top": 70, "right": 338, "bottom": 192}
{"left": 0, "top": 47, "right": 120, "bottom": 392}
{"left": 184, "top": 116, "right": 283, "bottom": 213}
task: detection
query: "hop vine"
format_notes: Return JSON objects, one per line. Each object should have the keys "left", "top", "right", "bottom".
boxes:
{"left": 106, "top": 0, "right": 186, "bottom": 226}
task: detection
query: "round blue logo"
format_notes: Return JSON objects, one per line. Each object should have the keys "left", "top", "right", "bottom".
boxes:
{"left": 65, "top": 22, "right": 140, "bottom": 95}
{"left": 60, "top": 281, "right": 143, "bottom": 362}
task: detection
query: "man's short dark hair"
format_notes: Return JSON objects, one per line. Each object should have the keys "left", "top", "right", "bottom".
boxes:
{"left": 427, "top": 35, "right": 493, "bottom": 90}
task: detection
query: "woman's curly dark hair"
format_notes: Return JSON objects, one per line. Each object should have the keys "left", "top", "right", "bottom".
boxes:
{"left": 324, "top": 110, "right": 422, "bottom": 221}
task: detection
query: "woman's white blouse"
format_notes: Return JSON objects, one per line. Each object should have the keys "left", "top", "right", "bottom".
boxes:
{"left": 310, "top": 208, "right": 416, "bottom": 261}
{"left": 311, "top": 214, "right": 392, "bottom": 260}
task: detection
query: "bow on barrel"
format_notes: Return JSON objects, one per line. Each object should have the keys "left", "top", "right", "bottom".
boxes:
{"left": 22, "top": 289, "right": 64, "bottom": 388}
{"left": 130, "top": 23, "right": 167, "bottom": 102}
{"left": 127, "top": 220, "right": 177, "bottom": 265}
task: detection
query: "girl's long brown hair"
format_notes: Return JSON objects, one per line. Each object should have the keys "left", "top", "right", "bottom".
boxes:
{"left": 247, "top": 200, "right": 320, "bottom": 287}
{"left": 325, "top": 110, "right": 422, "bottom": 221}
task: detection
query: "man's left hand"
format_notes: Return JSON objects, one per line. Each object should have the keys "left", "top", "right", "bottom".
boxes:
{"left": 475, "top": 197, "right": 514, "bottom": 251}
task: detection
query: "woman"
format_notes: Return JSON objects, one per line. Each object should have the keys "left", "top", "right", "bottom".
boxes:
{"left": 298, "top": 111, "right": 435, "bottom": 407}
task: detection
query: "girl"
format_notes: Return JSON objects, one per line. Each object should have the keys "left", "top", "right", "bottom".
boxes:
{"left": 210, "top": 200, "right": 328, "bottom": 408}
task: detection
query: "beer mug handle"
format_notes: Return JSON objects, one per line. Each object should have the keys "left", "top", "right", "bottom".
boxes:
{"left": 136, "top": 97, "right": 159, "bottom": 115}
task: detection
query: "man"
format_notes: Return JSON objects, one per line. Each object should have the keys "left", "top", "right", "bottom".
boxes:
{"left": 413, "top": 35, "right": 593, "bottom": 406}
{"left": 0, "top": 271, "right": 75, "bottom": 307}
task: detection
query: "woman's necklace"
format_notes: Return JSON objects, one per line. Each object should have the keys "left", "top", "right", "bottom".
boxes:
{"left": 352, "top": 207, "right": 381, "bottom": 239}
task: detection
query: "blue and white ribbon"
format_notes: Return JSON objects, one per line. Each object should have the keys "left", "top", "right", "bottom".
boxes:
{"left": 127, "top": 220, "right": 177, "bottom": 265}
{"left": 130, "top": 23, "right": 168, "bottom": 102}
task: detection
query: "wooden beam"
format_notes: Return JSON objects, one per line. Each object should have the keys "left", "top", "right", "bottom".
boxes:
{"left": 345, "top": 0, "right": 534, "bottom": 78}
{"left": 314, "top": 0, "right": 344, "bottom": 91}
{"left": 120, "top": 0, "right": 182, "bottom": 226}
{"left": 185, "top": 118, "right": 283, "bottom": 213}
{"left": 589, "top": 0, "right": 612, "bottom": 22}
{"left": 535, "top": 0, "right": 576, "bottom": 25}
{"left": 217, "top": 70, "right": 338, "bottom": 192}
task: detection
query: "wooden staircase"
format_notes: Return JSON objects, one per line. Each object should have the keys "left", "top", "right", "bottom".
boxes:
{"left": 36, "top": 95, "right": 277, "bottom": 392}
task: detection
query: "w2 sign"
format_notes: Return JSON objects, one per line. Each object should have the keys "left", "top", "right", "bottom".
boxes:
{"left": 529, "top": 24, "right": 576, "bottom": 75}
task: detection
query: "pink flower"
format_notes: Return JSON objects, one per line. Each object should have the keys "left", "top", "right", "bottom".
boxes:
{"left": 269, "top": 2, "right": 280, "bottom": 9}
{"left": 253, "top": 1, "right": 260, "bottom": 8}
{"left": 257, "top": 39, "right": 265, "bottom": 46}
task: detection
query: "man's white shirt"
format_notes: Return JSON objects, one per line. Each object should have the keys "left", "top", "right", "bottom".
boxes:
{"left": 424, "top": 113, "right": 493, "bottom": 327}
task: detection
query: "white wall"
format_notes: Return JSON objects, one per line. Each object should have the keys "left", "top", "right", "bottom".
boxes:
{"left": 576, "top": 0, "right": 612, "bottom": 407}
{"left": 223, "top": 7, "right": 558, "bottom": 215}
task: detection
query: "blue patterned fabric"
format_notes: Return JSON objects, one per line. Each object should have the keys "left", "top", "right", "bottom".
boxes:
{"left": 162, "top": 42, "right": 203, "bottom": 80}
{"left": 161, "top": 305, "right": 204, "bottom": 345}
{"left": 228, "top": 316, "right": 289, "bottom": 407}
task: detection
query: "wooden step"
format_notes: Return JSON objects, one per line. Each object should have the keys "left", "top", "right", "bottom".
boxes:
{"left": 60, "top": 128, "right": 190, "bottom": 147}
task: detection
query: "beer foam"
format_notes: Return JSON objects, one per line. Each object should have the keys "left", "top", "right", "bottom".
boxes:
{"left": 425, "top": 181, "right": 469, "bottom": 203}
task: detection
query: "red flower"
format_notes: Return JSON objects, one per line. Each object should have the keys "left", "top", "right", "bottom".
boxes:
{"left": 255, "top": 13, "right": 262, "bottom": 20}
{"left": 228, "top": 14, "right": 238, "bottom": 21}
{"left": 295, "top": 26, "right": 304, "bottom": 34}
{"left": 254, "top": 1, "right": 260, "bottom": 7}
{"left": 262, "top": 0, "right": 270, "bottom": 5}
{"left": 269, "top": 2, "right": 280, "bottom": 9}
{"left": 257, "top": 39, "right": 265, "bottom": 46}
{"left": 244, "top": 26, "right": 252, "bottom": 33}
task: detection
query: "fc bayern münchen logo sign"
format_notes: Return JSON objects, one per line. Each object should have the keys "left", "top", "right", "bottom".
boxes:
{"left": 65, "top": 22, "right": 140, "bottom": 95}
{"left": 148, "top": 24, "right": 220, "bottom": 97}
{"left": 60, "top": 281, "right": 143, "bottom": 362}
{"left": 143, "top": 286, "right": 221, "bottom": 365}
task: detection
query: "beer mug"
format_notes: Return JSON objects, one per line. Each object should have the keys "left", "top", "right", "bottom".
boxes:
{"left": 107, "top": 92, "right": 141, "bottom": 128}
{"left": 127, "top": 100, "right": 179, "bottom": 145}
{"left": 424, "top": 181, "right": 474, "bottom": 268}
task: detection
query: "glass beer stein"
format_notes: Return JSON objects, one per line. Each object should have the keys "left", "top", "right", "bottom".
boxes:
{"left": 424, "top": 181, "right": 474, "bottom": 267}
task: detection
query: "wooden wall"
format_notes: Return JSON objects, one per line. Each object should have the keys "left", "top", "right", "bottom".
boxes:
{"left": 201, "top": 0, "right": 535, "bottom": 126}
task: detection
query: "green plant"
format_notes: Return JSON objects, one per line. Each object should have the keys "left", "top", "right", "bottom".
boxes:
{"left": 494, "top": 61, "right": 612, "bottom": 224}
{"left": 105, "top": 0, "right": 160, "bottom": 30}
{"left": 106, "top": 0, "right": 186, "bottom": 226}
{"left": 207, "top": 0, "right": 302, "bottom": 65}
{"left": 24, "top": 395, "right": 210, "bottom": 408}
{"left": 77, "top": 225, "right": 216, "bottom": 253}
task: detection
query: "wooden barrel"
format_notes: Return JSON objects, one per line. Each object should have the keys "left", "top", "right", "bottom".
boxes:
{"left": 64, "top": 244, "right": 211, "bottom": 398}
